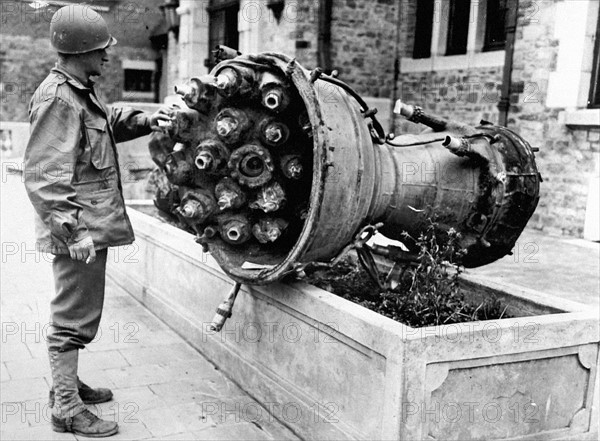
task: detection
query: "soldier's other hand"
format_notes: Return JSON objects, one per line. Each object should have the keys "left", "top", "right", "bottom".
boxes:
{"left": 149, "top": 106, "right": 174, "bottom": 132}
{"left": 68, "top": 236, "right": 96, "bottom": 264}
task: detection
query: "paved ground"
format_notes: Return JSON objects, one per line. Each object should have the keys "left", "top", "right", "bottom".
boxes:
{"left": 1, "top": 161, "right": 599, "bottom": 440}
{"left": 0, "top": 165, "right": 299, "bottom": 440}
{"left": 467, "top": 228, "right": 600, "bottom": 307}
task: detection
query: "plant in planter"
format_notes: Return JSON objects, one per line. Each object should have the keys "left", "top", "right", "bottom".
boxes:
{"left": 303, "top": 219, "right": 508, "bottom": 328}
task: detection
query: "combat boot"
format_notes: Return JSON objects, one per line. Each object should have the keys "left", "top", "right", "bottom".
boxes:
{"left": 48, "top": 349, "right": 118, "bottom": 437}
{"left": 52, "top": 408, "right": 119, "bottom": 437}
{"left": 49, "top": 378, "right": 113, "bottom": 407}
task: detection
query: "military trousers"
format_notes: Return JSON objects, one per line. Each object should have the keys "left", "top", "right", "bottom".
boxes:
{"left": 47, "top": 249, "right": 108, "bottom": 352}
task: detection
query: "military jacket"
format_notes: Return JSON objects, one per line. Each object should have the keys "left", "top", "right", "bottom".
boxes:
{"left": 24, "top": 65, "right": 152, "bottom": 254}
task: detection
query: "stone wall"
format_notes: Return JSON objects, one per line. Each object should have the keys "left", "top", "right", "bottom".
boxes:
{"left": 394, "top": 66, "right": 504, "bottom": 134}
{"left": 329, "top": 0, "right": 397, "bottom": 98}
{"left": 252, "top": 0, "right": 398, "bottom": 98}
{"left": 399, "top": 0, "right": 417, "bottom": 58}
{"left": 0, "top": 35, "right": 56, "bottom": 122}
{"left": 508, "top": 0, "right": 598, "bottom": 237}
{"left": 0, "top": 1, "right": 163, "bottom": 121}
{"left": 290, "top": 0, "right": 320, "bottom": 67}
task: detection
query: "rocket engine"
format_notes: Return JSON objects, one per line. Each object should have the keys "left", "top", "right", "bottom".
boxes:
{"left": 149, "top": 51, "right": 541, "bottom": 287}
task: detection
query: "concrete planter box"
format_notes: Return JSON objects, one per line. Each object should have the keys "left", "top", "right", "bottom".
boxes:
{"left": 107, "top": 207, "right": 599, "bottom": 441}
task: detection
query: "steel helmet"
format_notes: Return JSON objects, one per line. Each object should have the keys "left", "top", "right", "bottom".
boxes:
{"left": 50, "top": 4, "right": 117, "bottom": 54}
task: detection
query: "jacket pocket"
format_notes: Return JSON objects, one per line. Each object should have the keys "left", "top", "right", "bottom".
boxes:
{"left": 76, "top": 187, "right": 133, "bottom": 248}
{"left": 84, "top": 117, "right": 114, "bottom": 170}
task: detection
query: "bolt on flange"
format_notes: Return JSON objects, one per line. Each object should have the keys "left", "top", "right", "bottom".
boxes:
{"left": 218, "top": 213, "right": 252, "bottom": 245}
{"left": 259, "top": 118, "right": 289, "bottom": 147}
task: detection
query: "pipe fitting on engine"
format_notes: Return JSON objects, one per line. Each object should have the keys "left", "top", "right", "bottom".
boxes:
{"left": 249, "top": 181, "right": 287, "bottom": 213}
{"left": 228, "top": 144, "right": 274, "bottom": 188}
{"left": 443, "top": 135, "right": 491, "bottom": 164}
{"left": 393, "top": 100, "right": 447, "bottom": 132}
{"left": 252, "top": 217, "right": 289, "bottom": 243}
{"left": 174, "top": 76, "right": 217, "bottom": 114}
{"left": 215, "top": 108, "right": 251, "bottom": 146}
{"left": 280, "top": 154, "right": 303, "bottom": 180}
{"left": 259, "top": 72, "right": 290, "bottom": 113}
{"left": 259, "top": 118, "right": 290, "bottom": 147}
{"left": 168, "top": 108, "right": 204, "bottom": 142}
{"left": 298, "top": 112, "right": 313, "bottom": 138}
{"left": 176, "top": 189, "right": 217, "bottom": 224}
{"left": 178, "top": 199, "right": 202, "bottom": 218}
{"left": 215, "top": 66, "right": 255, "bottom": 98}
{"left": 443, "top": 136, "right": 470, "bottom": 155}
{"left": 148, "top": 131, "right": 176, "bottom": 169}
{"left": 194, "top": 139, "right": 230, "bottom": 173}
{"left": 213, "top": 45, "right": 241, "bottom": 62}
{"left": 164, "top": 150, "right": 196, "bottom": 186}
{"left": 218, "top": 213, "right": 252, "bottom": 245}
{"left": 215, "top": 177, "right": 247, "bottom": 211}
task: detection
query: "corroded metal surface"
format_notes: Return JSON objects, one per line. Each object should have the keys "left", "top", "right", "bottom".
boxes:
{"left": 150, "top": 52, "right": 541, "bottom": 284}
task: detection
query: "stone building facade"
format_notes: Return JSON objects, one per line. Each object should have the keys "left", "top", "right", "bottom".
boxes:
{"left": 2, "top": 0, "right": 597, "bottom": 239}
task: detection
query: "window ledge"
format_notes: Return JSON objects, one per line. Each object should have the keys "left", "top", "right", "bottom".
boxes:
{"left": 121, "top": 91, "right": 155, "bottom": 101}
{"left": 401, "top": 50, "right": 505, "bottom": 73}
{"left": 562, "top": 109, "right": 600, "bottom": 127}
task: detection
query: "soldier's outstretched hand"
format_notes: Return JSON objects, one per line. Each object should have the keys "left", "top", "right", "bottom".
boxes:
{"left": 149, "top": 106, "right": 174, "bottom": 132}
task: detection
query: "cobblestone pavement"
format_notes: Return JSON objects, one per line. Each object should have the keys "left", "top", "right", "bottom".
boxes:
{"left": 1, "top": 166, "right": 299, "bottom": 440}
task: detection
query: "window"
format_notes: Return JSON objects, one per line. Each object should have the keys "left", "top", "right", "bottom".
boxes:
{"left": 408, "top": 0, "right": 508, "bottom": 71}
{"left": 483, "top": 0, "right": 508, "bottom": 51}
{"left": 413, "top": 0, "right": 434, "bottom": 59}
{"left": 121, "top": 60, "right": 157, "bottom": 102}
{"left": 124, "top": 69, "right": 153, "bottom": 93}
{"left": 446, "top": 0, "right": 471, "bottom": 55}
{"left": 208, "top": 1, "right": 239, "bottom": 69}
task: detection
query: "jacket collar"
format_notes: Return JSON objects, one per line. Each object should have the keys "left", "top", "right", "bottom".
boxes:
{"left": 51, "top": 64, "right": 94, "bottom": 91}
{"left": 51, "top": 64, "right": 107, "bottom": 117}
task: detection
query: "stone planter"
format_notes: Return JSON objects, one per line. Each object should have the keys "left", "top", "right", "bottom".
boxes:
{"left": 107, "top": 207, "right": 599, "bottom": 441}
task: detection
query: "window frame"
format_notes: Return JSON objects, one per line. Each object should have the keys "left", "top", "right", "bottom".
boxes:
{"left": 588, "top": 13, "right": 600, "bottom": 108}
{"left": 120, "top": 59, "right": 157, "bottom": 102}
{"left": 445, "top": 0, "right": 472, "bottom": 56}
{"left": 482, "top": 0, "right": 508, "bottom": 52}
{"left": 413, "top": 0, "right": 435, "bottom": 59}
{"left": 409, "top": 0, "right": 507, "bottom": 68}
{"left": 208, "top": 0, "right": 240, "bottom": 69}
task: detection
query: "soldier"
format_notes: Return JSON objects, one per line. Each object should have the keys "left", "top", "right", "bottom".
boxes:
{"left": 23, "top": 4, "right": 172, "bottom": 437}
